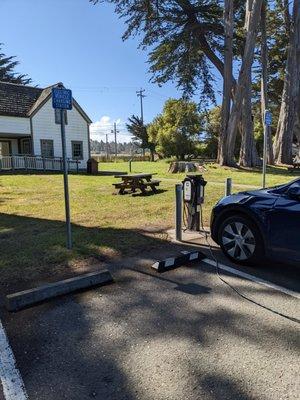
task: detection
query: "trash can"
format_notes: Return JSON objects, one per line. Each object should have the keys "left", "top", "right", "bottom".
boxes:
{"left": 87, "top": 158, "right": 98, "bottom": 175}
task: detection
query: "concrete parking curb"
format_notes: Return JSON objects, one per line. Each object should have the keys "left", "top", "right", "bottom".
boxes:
{"left": 152, "top": 251, "right": 206, "bottom": 273}
{"left": 6, "top": 270, "right": 114, "bottom": 312}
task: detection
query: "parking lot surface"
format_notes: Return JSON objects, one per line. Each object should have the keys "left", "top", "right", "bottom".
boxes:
{"left": 1, "top": 241, "right": 299, "bottom": 400}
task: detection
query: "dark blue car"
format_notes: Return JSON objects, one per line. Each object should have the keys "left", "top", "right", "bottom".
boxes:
{"left": 210, "top": 178, "right": 300, "bottom": 265}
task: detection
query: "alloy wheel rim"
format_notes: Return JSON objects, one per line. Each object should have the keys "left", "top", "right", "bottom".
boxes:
{"left": 222, "top": 222, "right": 256, "bottom": 261}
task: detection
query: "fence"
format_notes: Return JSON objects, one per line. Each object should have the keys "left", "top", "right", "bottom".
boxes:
{"left": 91, "top": 154, "right": 151, "bottom": 163}
{"left": 0, "top": 155, "right": 80, "bottom": 173}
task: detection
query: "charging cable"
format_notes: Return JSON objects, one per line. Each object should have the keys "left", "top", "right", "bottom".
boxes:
{"left": 198, "top": 205, "right": 300, "bottom": 325}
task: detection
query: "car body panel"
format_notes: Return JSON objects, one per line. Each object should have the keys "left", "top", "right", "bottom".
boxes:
{"left": 210, "top": 178, "right": 300, "bottom": 264}
{"left": 269, "top": 195, "right": 300, "bottom": 262}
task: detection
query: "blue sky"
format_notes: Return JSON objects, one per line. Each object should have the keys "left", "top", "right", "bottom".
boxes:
{"left": 0, "top": 0, "right": 221, "bottom": 142}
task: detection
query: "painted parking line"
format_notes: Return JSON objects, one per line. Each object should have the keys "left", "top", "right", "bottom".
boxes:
{"left": 0, "top": 319, "right": 28, "bottom": 400}
{"left": 202, "top": 258, "right": 300, "bottom": 300}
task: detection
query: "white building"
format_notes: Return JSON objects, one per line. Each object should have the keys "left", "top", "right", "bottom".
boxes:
{"left": 0, "top": 81, "right": 92, "bottom": 171}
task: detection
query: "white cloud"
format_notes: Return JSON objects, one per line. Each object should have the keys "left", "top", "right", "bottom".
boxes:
{"left": 90, "top": 116, "right": 132, "bottom": 143}
{"left": 90, "top": 116, "right": 112, "bottom": 140}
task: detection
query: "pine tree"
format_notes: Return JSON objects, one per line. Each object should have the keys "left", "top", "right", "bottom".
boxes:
{"left": 126, "top": 115, "right": 155, "bottom": 160}
{"left": 0, "top": 44, "right": 31, "bottom": 85}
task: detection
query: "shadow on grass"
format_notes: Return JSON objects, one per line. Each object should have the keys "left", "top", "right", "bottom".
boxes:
{"left": 131, "top": 188, "right": 168, "bottom": 197}
{"left": 0, "top": 212, "right": 189, "bottom": 289}
{"left": 0, "top": 170, "right": 95, "bottom": 177}
{"left": 234, "top": 164, "right": 300, "bottom": 177}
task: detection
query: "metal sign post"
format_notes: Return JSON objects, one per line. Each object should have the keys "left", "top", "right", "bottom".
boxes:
{"left": 52, "top": 86, "right": 73, "bottom": 249}
{"left": 262, "top": 110, "right": 272, "bottom": 189}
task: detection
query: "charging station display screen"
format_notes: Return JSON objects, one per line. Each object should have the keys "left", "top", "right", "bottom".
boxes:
{"left": 184, "top": 181, "right": 192, "bottom": 202}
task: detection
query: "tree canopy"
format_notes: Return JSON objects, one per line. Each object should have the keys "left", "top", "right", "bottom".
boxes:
{"left": 126, "top": 115, "right": 156, "bottom": 159}
{"left": 0, "top": 44, "right": 31, "bottom": 85}
{"left": 91, "top": 0, "right": 226, "bottom": 105}
{"left": 126, "top": 115, "right": 148, "bottom": 149}
{"left": 148, "top": 98, "right": 201, "bottom": 159}
{"left": 91, "top": 0, "right": 300, "bottom": 165}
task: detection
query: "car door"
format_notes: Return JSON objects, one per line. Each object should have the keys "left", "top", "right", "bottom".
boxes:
{"left": 268, "top": 181, "right": 300, "bottom": 262}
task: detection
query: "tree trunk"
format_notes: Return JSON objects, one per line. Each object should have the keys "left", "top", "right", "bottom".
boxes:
{"left": 260, "top": 0, "right": 274, "bottom": 165}
{"left": 293, "top": 0, "right": 300, "bottom": 162}
{"left": 150, "top": 149, "right": 155, "bottom": 162}
{"left": 295, "top": 0, "right": 300, "bottom": 161}
{"left": 273, "top": 0, "right": 299, "bottom": 165}
{"left": 239, "top": 75, "right": 261, "bottom": 166}
{"left": 168, "top": 161, "right": 198, "bottom": 173}
{"left": 224, "top": 0, "right": 263, "bottom": 166}
{"left": 186, "top": 10, "right": 237, "bottom": 91}
{"left": 283, "top": 0, "right": 291, "bottom": 36}
{"left": 218, "top": 0, "right": 234, "bottom": 165}
{"left": 239, "top": 0, "right": 261, "bottom": 167}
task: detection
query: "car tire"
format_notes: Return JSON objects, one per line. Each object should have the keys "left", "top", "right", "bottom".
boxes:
{"left": 217, "top": 215, "right": 264, "bottom": 265}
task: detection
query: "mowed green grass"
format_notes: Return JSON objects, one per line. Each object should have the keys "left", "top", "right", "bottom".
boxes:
{"left": 0, "top": 161, "right": 297, "bottom": 283}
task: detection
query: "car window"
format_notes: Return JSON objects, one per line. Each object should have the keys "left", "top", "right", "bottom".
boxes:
{"left": 270, "top": 178, "right": 300, "bottom": 194}
{"left": 281, "top": 181, "right": 300, "bottom": 197}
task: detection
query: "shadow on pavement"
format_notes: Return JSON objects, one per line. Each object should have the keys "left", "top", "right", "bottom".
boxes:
{"left": 2, "top": 260, "right": 299, "bottom": 400}
{"left": 0, "top": 213, "right": 299, "bottom": 399}
{"left": 185, "top": 236, "right": 300, "bottom": 293}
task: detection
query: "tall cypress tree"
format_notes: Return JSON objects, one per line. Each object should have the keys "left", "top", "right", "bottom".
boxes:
{"left": 90, "top": 0, "right": 224, "bottom": 104}
{"left": 0, "top": 44, "right": 31, "bottom": 85}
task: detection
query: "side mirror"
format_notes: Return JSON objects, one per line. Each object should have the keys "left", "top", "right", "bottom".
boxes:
{"left": 287, "top": 185, "right": 300, "bottom": 201}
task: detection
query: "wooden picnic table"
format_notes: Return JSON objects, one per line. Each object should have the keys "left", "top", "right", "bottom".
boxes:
{"left": 113, "top": 173, "right": 161, "bottom": 195}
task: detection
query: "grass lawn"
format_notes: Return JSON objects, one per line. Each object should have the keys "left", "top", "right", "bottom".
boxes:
{"left": 0, "top": 161, "right": 298, "bottom": 287}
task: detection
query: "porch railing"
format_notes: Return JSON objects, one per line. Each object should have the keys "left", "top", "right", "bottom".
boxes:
{"left": 0, "top": 155, "right": 80, "bottom": 173}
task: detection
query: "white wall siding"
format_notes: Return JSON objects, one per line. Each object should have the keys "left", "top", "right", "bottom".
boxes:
{"left": 31, "top": 99, "right": 90, "bottom": 168}
{"left": 0, "top": 116, "right": 30, "bottom": 135}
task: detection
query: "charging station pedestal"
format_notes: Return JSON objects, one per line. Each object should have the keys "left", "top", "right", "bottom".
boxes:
{"left": 182, "top": 174, "right": 207, "bottom": 231}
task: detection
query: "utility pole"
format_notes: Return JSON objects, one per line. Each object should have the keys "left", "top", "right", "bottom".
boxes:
{"left": 263, "top": 110, "right": 272, "bottom": 188}
{"left": 136, "top": 88, "right": 146, "bottom": 156}
{"left": 136, "top": 88, "right": 146, "bottom": 124}
{"left": 111, "top": 122, "right": 119, "bottom": 162}
{"left": 106, "top": 133, "right": 109, "bottom": 161}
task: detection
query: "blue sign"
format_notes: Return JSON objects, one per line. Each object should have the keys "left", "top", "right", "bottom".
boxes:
{"left": 264, "top": 110, "right": 272, "bottom": 126}
{"left": 52, "top": 88, "right": 73, "bottom": 110}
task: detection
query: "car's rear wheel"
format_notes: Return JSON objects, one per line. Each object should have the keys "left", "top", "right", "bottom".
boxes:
{"left": 218, "top": 215, "right": 264, "bottom": 265}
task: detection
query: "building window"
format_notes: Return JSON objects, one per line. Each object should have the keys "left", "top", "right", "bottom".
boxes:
{"left": 0, "top": 141, "right": 11, "bottom": 156}
{"left": 72, "top": 141, "right": 83, "bottom": 160}
{"left": 40, "top": 139, "right": 54, "bottom": 158}
{"left": 54, "top": 109, "right": 68, "bottom": 125}
{"left": 21, "top": 139, "right": 32, "bottom": 155}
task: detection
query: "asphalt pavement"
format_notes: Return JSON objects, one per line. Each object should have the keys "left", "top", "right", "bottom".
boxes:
{"left": 0, "top": 242, "right": 299, "bottom": 400}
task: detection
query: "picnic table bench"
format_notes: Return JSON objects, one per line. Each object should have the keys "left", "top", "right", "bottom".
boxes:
{"left": 113, "top": 173, "right": 161, "bottom": 195}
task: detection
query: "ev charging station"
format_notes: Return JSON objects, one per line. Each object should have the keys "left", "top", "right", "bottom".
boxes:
{"left": 182, "top": 174, "right": 207, "bottom": 231}
{"left": 152, "top": 174, "right": 208, "bottom": 273}
{"left": 175, "top": 174, "right": 207, "bottom": 242}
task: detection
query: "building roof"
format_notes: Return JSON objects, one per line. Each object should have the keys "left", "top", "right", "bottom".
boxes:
{"left": 0, "top": 81, "right": 92, "bottom": 123}
{"left": 0, "top": 82, "right": 42, "bottom": 117}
